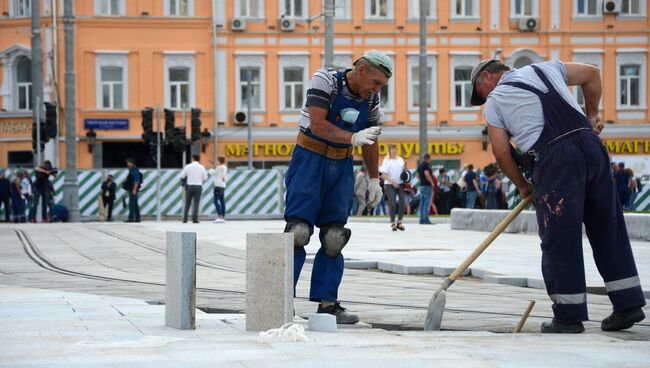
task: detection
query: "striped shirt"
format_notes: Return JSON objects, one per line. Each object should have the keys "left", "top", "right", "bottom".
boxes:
{"left": 299, "top": 69, "right": 381, "bottom": 130}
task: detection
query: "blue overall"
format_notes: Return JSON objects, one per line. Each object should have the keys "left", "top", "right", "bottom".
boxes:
{"left": 285, "top": 70, "right": 370, "bottom": 302}
{"left": 504, "top": 66, "right": 645, "bottom": 323}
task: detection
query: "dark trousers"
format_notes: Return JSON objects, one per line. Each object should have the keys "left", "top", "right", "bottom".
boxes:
{"left": 0, "top": 196, "right": 10, "bottom": 221}
{"left": 103, "top": 196, "right": 114, "bottom": 221}
{"left": 213, "top": 187, "right": 225, "bottom": 217}
{"left": 532, "top": 132, "right": 645, "bottom": 322}
{"left": 183, "top": 185, "right": 202, "bottom": 222}
{"left": 128, "top": 192, "right": 140, "bottom": 221}
{"left": 30, "top": 186, "right": 49, "bottom": 221}
{"left": 384, "top": 184, "right": 406, "bottom": 223}
{"left": 438, "top": 191, "right": 451, "bottom": 214}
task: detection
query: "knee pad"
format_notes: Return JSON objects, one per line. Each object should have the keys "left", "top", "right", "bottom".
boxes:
{"left": 319, "top": 225, "right": 351, "bottom": 258}
{"left": 284, "top": 219, "right": 313, "bottom": 247}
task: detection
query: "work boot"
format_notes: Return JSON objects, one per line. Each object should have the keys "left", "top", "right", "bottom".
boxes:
{"left": 317, "top": 302, "right": 359, "bottom": 324}
{"left": 601, "top": 307, "right": 645, "bottom": 331}
{"left": 540, "top": 320, "right": 585, "bottom": 333}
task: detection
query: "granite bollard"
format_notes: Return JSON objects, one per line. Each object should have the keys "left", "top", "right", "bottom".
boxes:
{"left": 246, "top": 233, "right": 293, "bottom": 331}
{"left": 165, "top": 231, "right": 196, "bottom": 330}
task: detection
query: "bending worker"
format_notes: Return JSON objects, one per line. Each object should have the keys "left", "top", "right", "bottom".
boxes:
{"left": 284, "top": 50, "right": 390, "bottom": 324}
{"left": 471, "top": 58, "right": 645, "bottom": 333}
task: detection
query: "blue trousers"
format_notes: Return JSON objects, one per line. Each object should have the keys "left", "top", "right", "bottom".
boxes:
{"left": 284, "top": 146, "right": 353, "bottom": 302}
{"left": 532, "top": 131, "right": 645, "bottom": 322}
{"left": 419, "top": 185, "right": 432, "bottom": 223}
{"left": 466, "top": 190, "right": 478, "bottom": 209}
{"left": 128, "top": 193, "right": 140, "bottom": 221}
{"left": 213, "top": 187, "right": 225, "bottom": 217}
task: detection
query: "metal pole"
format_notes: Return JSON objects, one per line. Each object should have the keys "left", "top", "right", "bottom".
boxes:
{"left": 211, "top": 0, "right": 219, "bottom": 163}
{"left": 323, "top": 0, "right": 334, "bottom": 70}
{"left": 246, "top": 71, "right": 253, "bottom": 170}
{"left": 35, "top": 97, "right": 42, "bottom": 166}
{"left": 418, "top": 0, "right": 428, "bottom": 162}
{"left": 63, "top": 0, "right": 80, "bottom": 222}
{"left": 52, "top": 0, "right": 60, "bottom": 167}
{"left": 181, "top": 105, "right": 186, "bottom": 166}
{"left": 156, "top": 105, "right": 162, "bottom": 222}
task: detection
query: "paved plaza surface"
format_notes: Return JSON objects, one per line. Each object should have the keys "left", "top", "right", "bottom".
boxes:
{"left": 0, "top": 219, "right": 648, "bottom": 367}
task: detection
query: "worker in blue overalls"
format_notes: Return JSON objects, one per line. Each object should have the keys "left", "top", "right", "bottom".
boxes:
{"left": 284, "top": 50, "right": 392, "bottom": 324}
{"left": 472, "top": 58, "right": 646, "bottom": 333}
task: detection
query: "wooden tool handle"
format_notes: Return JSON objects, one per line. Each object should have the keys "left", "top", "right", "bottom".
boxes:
{"left": 447, "top": 195, "right": 532, "bottom": 283}
{"left": 514, "top": 300, "right": 536, "bottom": 333}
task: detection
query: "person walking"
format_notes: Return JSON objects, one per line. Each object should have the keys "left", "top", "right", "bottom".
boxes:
{"left": 9, "top": 173, "right": 25, "bottom": 223}
{"left": 20, "top": 170, "right": 31, "bottom": 219}
{"left": 614, "top": 162, "right": 630, "bottom": 209}
{"left": 354, "top": 167, "right": 369, "bottom": 216}
{"left": 0, "top": 172, "right": 10, "bottom": 222}
{"left": 627, "top": 169, "right": 638, "bottom": 211}
{"left": 416, "top": 154, "right": 435, "bottom": 224}
{"left": 208, "top": 156, "right": 228, "bottom": 223}
{"left": 464, "top": 164, "right": 480, "bottom": 209}
{"left": 380, "top": 144, "right": 406, "bottom": 231}
{"left": 283, "top": 50, "right": 390, "bottom": 324}
{"left": 30, "top": 161, "right": 57, "bottom": 223}
{"left": 437, "top": 168, "right": 452, "bottom": 214}
{"left": 101, "top": 175, "right": 116, "bottom": 222}
{"left": 472, "top": 57, "right": 645, "bottom": 332}
{"left": 124, "top": 158, "right": 141, "bottom": 222}
{"left": 181, "top": 154, "right": 207, "bottom": 224}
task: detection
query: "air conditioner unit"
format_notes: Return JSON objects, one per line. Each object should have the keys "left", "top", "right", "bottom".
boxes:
{"left": 231, "top": 17, "right": 246, "bottom": 31}
{"left": 603, "top": 0, "right": 621, "bottom": 14}
{"left": 518, "top": 17, "right": 539, "bottom": 32}
{"left": 280, "top": 18, "right": 296, "bottom": 31}
{"left": 233, "top": 111, "right": 248, "bottom": 125}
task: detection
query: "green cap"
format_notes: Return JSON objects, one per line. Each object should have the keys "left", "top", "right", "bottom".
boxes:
{"left": 354, "top": 50, "right": 393, "bottom": 78}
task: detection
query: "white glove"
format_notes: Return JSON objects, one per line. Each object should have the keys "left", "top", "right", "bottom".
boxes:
{"left": 367, "top": 178, "right": 383, "bottom": 209}
{"left": 350, "top": 126, "right": 382, "bottom": 146}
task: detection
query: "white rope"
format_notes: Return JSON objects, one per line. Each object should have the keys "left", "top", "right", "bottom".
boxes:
{"left": 257, "top": 323, "right": 309, "bottom": 343}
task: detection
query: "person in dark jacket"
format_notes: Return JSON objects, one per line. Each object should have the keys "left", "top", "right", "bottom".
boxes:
{"left": 0, "top": 172, "right": 11, "bottom": 222}
{"left": 30, "top": 160, "right": 57, "bottom": 223}
{"left": 101, "top": 175, "right": 116, "bottom": 221}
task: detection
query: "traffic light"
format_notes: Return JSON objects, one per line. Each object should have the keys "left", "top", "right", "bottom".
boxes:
{"left": 44, "top": 102, "right": 57, "bottom": 139}
{"left": 172, "top": 127, "right": 187, "bottom": 153}
{"left": 32, "top": 120, "right": 48, "bottom": 153}
{"left": 164, "top": 109, "right": 175, "bottom": 144}
{"left": 190, "top": 108, "right": 201, "bottom": 142}
{"left": 141, "top": 107, "right": 154, "bottom": 144}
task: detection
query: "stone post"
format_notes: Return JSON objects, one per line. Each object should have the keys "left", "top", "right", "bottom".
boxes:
{"left": 165, "top": 231, "right": 196, "bottom": 330}
{"left": 246, "top": 233, "right": 293, "bottom": 331}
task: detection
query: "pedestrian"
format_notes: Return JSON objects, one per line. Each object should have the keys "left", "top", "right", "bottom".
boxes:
{"left": 0, "top": 172, "right": 10, "bottom": 222}
{"left": 373, "top": 174, "right": 387, "bottom": 216}
{"left": 627, "top": 169, "right": 638, "bottom": 211}
{"left": 437, "top": 168, "right": 452, "bottom": 215}
{"left": 20, "top": 170, "right": 32, "bottom": 218}
{"left": 380, "top": 144, "right": 407, "bottom": 231}
{"left": 354, "top": 166, "right": 369, "bottom": 216}
{"left": 30, "top": 160, "right": 57, "bottom": 223}
{"left": 10, "top": 173, "right": 26, "bottom": 223}
{"left": 101, "top": 175, "right": 116, "bottom": 221}
{"left": 208, "top": 156, "right": 228, "bottom": 223}
{"left": 484, "top": 165, "right": 501, "bottom": 210}
{"left": 181, "top": 154, "right": 207, "bottom": 224}
{"left": 473, "top": 57, "right": 645, "bottom": 332}
{"left": 416, "top": 154, "right": 435, "bottom": 224}
{"left": 124, "top": 158, "right": 141, "bottom": 222}
{"left": 614, "top": 162, "right": 631, "bottom": 209}
{"left": 464, "top": 164, "right": 480, "bottom": 209}
{"left": 283, "top": 50, "right": 390, "bottom": 324}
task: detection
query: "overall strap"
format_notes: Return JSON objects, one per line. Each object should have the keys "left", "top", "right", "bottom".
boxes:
{"left": 502, "top": 81, "right": 545, "bottom": 96}
{"left": 530, "top": 65, "right": 556, "bottom": 93}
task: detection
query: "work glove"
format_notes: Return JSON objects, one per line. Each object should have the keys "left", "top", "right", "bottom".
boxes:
{"left": 367, "top": 178, "right": 383, "bottom": 208}
{"left": 350, "top": 126, "right": 381, "bottom": 146}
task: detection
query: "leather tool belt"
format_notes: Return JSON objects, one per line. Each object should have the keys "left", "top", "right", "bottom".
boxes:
{"left": 297, "top": 131, "right": 353, "bottom": 160}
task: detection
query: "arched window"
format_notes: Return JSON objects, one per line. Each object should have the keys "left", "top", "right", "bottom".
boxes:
{"left": 16, "top": 57, "right": 32, "bottom": 111}
{"left": 514, "top": 56, "right": 534, "bottom": 69}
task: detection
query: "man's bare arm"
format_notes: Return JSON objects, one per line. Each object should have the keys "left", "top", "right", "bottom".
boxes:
{"left": 362, "top": 142, "right": 379, "bottom": 179}
{"left": 308, "top": 106, "right": 354, "bottom": 145}
{"left": 565, "top": 62, "right": 602, "bottom": 124}
{"left": 488, "top": 125, "right": 532, "bottom": 198}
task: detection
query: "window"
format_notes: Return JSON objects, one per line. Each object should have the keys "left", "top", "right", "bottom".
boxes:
{"left": 575, "top": 0, "right": 600, "bottom": 16}
{"left": 452, "top": 0, "right": 478, "bottom": 18}
{"left": 572, "top": 51, "right": 603, "bottom": 113}
{"left": 408, "top": 0, "right": 436, "bottom": 19}
{"left": 379, "top": 54, "right": 395, "bottom": 111}
{"left": 14, "top": 0, "right": 31, "bottom": 17}
{"left": 620, "top": 0, "right": 643, "bottom": 16}
{"left": 511, "top": 0, "right": 537, "bottom": 17}
{"left": 453, "top": 67, "right": 473, "bottom": 108}
{"left": 282, "top": 68, "right": 304, "bottom": 110}
{"left": 165, "top": 0, "right": 194, "bottom": 16}
{"left": 332, "top": 0, "right": 351, "bottom": 19}
{"left": 95, "top": 0, "right": 123, "bottom": 15}
{"left": 616, "top": 51, "right": 646, "bottom": 110}
{"left": 16, "top": 57, "right": 32, "bottom": 111}
{"left": 164, "top": 53, "right": 195, "bottom": 110}
{"left": 620, "top": 65, "right": 640, "bottom": 107}
{"left": 408, "top": 54, "right": 437, "bottom": 111}
{"left": 235, "top": 53, "right": 266, "bottom": 111}
{"left": 282, "top": 0, "right": 306, "bottom": 18}
{"left": 95, "top": 52, "right": 128, "bottom": 110}
{"left": 237, "top": 0, "right": 263, "bottom": 18}
{"left": 369, "top": 0, "right": 387, "bottom": 17}
{"left": 513, "top": 56, "right": 534, "bottom": 69}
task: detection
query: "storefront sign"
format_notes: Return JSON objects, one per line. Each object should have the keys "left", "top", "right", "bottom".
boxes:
{"left": 84, "top": 119, "right": 129, "bottom": 130}
{"left": 225, "top": 142, "right": 465, "bottom": 159}
{"left": 0, "top": 121, "right": 31, "bottom": 134}
{"left": 604, "top": 140, "right": 650, "bottom": 154}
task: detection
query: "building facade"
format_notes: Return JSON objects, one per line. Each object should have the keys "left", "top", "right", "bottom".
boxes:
{"left": 1, "top": 0, "right": 649, "bottom": 175}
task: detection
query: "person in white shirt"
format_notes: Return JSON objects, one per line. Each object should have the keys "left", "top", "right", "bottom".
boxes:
{"left": 180, "top": 154, "right": 207, "bottom": 223}
{"left": 208, "top": 156, "right": 228, "bottom": 223}
{"left": 379, "top": 144, "right": 406, "bottom": 231}
{"left": 20, "top": 170, "right": 32, "bottom": 218}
